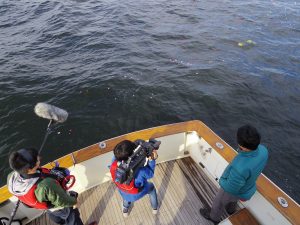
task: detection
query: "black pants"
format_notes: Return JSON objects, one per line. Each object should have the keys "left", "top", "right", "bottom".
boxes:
{"left": 47, "top": 207, "right": 84, "bottom": 225}
{"left": 210, "top": 188, "right": 239, "bottom": 221}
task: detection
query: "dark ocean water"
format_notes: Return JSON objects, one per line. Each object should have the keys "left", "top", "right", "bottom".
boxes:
{"left": 0, "top": 0, "right": 300, "bottom": 203}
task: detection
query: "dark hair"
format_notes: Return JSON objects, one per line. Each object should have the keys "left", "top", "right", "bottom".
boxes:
{"left": 237, "top": 125, "right": 261, "bottom": 150}
{"left": 113, "top": 140, "right": 136, "bottom": 161}
{"left": 9, "top": 148, "right": 38, "bottom": 174}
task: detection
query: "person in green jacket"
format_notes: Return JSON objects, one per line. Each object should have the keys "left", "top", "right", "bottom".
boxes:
{"left": 200, "top": 125, "right": 268, "bottom": 224}
{"left": 7, "top": 148, "right": 97, "bottom": 225}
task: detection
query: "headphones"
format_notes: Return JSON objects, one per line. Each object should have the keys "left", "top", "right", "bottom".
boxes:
{"left": 17, "top": 149, "right": 36, "bottom": 169}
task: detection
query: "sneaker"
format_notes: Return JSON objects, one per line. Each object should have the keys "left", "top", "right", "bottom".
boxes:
{"left": 199, "top": 208, "right": 219, "bottom": 225}
{"left": 122, "top": 207, "right": 129, "bottom": 218}
{"left": 225, "top": 202, "right": 237, "bottom": 215}
{"left": 226, "top": 209, "right": 236, "bottom": 215}
{"left": 152, "top": 208, "right": 158, "bottom": 215}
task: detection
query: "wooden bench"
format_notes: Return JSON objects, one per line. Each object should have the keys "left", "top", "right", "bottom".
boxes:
{"left": 228, "top": 208, "right": 260, "bottom": 225}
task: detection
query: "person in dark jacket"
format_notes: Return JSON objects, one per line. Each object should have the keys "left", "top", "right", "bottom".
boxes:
{"left": 110, "top": 140, "right": 158, "bottom": 217}
{"left": 8, "top": 148, "right": 97, "bottom": 225}
{"left": 200, "top": 125, "right": 268, "bottom": 224}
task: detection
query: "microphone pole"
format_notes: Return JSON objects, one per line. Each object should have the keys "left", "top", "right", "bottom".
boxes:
{"left": 39, "top": 119, "right": 54, "bottom": 154}
{"left": 7, "top": 200, "right": 20, "bottom": 225}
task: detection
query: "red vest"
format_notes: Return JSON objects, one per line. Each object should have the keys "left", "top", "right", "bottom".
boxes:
{"left": 17, "top": 168, "right": 58, "bottom": 209}
{"left": 110, "top": 161, "right": 139, "bottom": 194}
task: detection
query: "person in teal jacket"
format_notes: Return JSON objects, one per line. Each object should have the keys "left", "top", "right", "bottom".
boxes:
{"left": 200, "top": 125, "right": 268, "bottom": 224}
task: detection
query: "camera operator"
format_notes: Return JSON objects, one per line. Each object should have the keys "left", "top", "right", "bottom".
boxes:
{"left": 110, "top": 140, "right": 159, "bottom": 217}
{"left": 7, "top": 148, "right": 97, "bottom": 225}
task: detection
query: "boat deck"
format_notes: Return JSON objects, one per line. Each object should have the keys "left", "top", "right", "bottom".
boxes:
{"left": 29, "top": 157, "right": 229, "bottom": 225}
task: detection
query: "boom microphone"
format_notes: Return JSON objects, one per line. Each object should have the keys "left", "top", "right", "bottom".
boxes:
{"left": 34, "top": 102, "right": 68, "bottom": 123}
{"left": 7, "top": 103, "right": 68, "bottom": 225}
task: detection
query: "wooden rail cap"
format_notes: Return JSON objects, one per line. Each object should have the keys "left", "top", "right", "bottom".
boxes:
{"left": 229, "top": 208, "right": 260, "bottom": 225}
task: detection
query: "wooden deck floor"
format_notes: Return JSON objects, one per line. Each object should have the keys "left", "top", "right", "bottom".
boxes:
{"left": 29, "top": 157, "right": 227, "bottom": 225}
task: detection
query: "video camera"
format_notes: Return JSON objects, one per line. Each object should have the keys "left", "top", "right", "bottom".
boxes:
{"left": 49, "top": 162, "right": 76, "bottom": 190}
{"left": 115, "top": 138, "right": 161, "bottom": 185}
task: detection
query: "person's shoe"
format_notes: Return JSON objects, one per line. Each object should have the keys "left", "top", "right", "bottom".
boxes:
{"left": 199, "top": 208, "right": 219, "bottom": 225}
{"left": 225, "top": 203, "right": 237, "bottom": 215}
{"left": 88, "top": 222, "right": 97, "bottom": 225}
{"left": 152, "top": 208, "right": 158, "bottom": 215}
{"left": 226, "top": 209, "right": 236, "bottom": 215}
{"left": 122, "top": 207, "right": 129, "bottom": 218}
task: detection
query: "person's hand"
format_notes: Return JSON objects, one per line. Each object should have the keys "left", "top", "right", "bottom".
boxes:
{"left": 69, "top": 191, "right": 79, "bottom": 208}
{"left": 69, "top": 191, "right": 78, "bottom": 199}
{"left": 149, "top": 150, "right": 158, "bottom": 160}
{"left": 73, "top": 199, "right": 80, "bottom": 209}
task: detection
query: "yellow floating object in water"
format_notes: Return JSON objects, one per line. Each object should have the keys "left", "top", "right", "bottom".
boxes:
{"left": 246, "top": 39, "right": 256, "bottom": 44}
{"left": 238, "top": 40, "right": 256, "bottom": 48}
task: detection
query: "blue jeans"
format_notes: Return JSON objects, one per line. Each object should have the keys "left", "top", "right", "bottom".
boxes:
{"left": 123, "top": 183, "right": 158, "bottom": 210}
